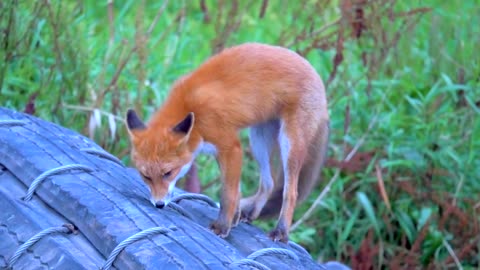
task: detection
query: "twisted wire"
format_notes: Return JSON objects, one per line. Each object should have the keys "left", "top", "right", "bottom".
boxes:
{"left": 7, "top": 224, "right": 75, "bottom": 268}
{"left": 247, "top": 247, "right": 299, "bottom": 262}
{"left": 101, "top": 226, "right": 176, "bottom": 270}
{"left": 81, "top": 148, "right": 124, "bottom": 167}
{"left": 0, "top": 120, "right": 26, "bottom": 127}
{"left": 288, "top": 241, "right": 310, "bottom": 258}
{"left": 24, "top": 164, "right": 93, "bottom": 201}
{"left": 171, "top": 193, "right": 218, "bottom": 208}
{"left": 230, "top": 258, "right": 271, "bottom": 270}
{"left": 167, "top": 202, "right": 194, "bottom": 220}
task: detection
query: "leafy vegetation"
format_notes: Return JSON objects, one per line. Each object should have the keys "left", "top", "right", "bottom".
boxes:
{"left": 1, "top": 0, "right": 479, "bottom": 268}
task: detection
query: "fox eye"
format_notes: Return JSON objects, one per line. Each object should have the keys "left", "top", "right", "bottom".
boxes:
{"left": 141, "top": 173, "right": 152, "bottom": 182}
{"left": 163, "top": 171, "right": 172, "bottom": 178}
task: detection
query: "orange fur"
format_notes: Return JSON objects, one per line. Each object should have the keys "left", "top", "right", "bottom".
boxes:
{"left": 126, "top": 43, "right": 329, "bottom": 242}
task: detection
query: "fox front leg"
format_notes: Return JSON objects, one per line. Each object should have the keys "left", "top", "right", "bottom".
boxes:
{"left": 209, "top": 138, "right": 242, "bottom": 238}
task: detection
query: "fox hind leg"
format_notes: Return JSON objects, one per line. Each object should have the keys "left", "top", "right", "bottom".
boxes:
{"left": 232, "top": 187, "right": 242, "bottom": 227}
{"left": 269, "top": 118, "right": 309, "bottom": 242}
{"left": 240, "top": 120, "right": 279, "bottom": 222}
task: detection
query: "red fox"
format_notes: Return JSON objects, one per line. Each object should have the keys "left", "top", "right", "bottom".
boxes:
{"left": 126, "top": 43, "right": 329, "bottom": 242}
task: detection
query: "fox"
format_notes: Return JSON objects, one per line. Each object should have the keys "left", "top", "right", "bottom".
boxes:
{"left": 125, "top": 43, "right": 329, "bottom": 242}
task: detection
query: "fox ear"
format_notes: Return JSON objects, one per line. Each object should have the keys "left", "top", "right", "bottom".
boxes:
{"left": 126, "top": 109, "right": 146, "bottom": 132}
{"left": 173, "top": 112, "right": 194, "bottom": 137}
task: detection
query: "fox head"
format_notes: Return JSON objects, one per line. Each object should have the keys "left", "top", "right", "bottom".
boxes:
{"left": 125, "top": 109, "right": 195, "bottom": 208}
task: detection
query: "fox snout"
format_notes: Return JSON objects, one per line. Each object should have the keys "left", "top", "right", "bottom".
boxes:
{"left": 154, "top": 200, "right": 166, "bottom": 209}
{"left": 150, "top": 192, "right": 174, "bottom": 209}
{"left": 150, "top": 197, "right": 168, "bottom": 208}
{"left": 144, "top": 179, "right": 174, "bottom": 208}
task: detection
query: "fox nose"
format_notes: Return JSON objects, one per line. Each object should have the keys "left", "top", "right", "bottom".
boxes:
{"left": 155, "top": 201, "right": 165, "bottom": 209}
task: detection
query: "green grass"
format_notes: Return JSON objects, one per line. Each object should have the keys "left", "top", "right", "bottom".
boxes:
{"left": 1, "top": 0, "right": 479, "bottom": 268}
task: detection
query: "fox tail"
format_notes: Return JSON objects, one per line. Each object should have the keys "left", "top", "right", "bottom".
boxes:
{"left": 259, "top": 119, "right": 329, "bottom": 218}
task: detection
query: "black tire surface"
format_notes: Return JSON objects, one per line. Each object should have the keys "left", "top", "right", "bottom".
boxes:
{"left": 0, "top": 107, "right": 339, "bottom": 270}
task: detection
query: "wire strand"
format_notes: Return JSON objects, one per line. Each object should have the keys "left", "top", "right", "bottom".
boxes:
{"left": 101, "top": 226, "right": 176, "bottom": 270}
{"left": 7, "top": 224, "right": 75, "bottom": 268}
{"left": 24, "top": 164, "right": 93, "bottom": 201}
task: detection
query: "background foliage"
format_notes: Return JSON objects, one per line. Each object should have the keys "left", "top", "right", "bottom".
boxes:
{"left": 1, "top": 0, "right": 479, "bottom": 268}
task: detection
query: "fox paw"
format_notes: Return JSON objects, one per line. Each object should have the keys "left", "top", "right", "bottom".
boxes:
{"left": 240, "top": 206, "right": 255, "bottom": 223}
{"left": 240, "top": 198, "right": 261, "bottom": 223}
{"left": 268, "top": 227, "right": 289, "bottom": 243}
{"left": 209, "top": 221, "right": 231, "bottom": 238}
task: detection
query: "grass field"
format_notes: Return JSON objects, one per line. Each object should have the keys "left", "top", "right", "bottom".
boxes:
{"left": 1, "top": 0, "right": 479, "bottom": 268}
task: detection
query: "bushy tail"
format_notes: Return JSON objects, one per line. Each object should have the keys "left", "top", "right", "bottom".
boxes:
{"left": 259, "top": 119, "right": 329, "bottom": 218}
